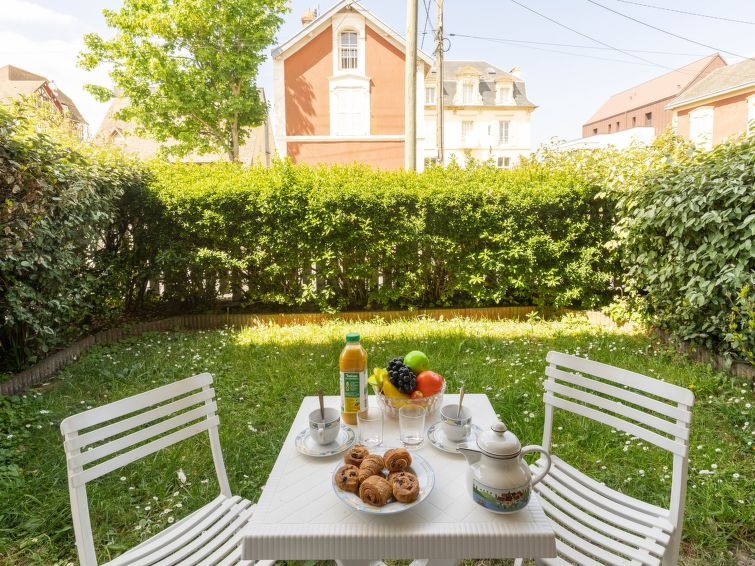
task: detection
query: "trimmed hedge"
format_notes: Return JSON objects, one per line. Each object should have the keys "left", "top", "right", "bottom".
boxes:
{"left": 619, "top": 134, "right": 755, "bottom": 363}
{"left": 150, "top": 160, "right": 616, "bottom": 312}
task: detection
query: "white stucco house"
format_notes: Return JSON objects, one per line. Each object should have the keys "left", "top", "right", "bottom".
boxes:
{"left": 423, "top": 61, "right": 536, "bottom": 168}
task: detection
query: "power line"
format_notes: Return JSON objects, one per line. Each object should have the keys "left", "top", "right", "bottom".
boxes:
{"left": 586, "top": 0, "right": 749, "bottom": 59}
{"left": 449, "top": 33, "right": 661, "bottom": 66}
{"left": 614, "top": 0, "right": 755, "bottom": 25}
{"left": 420, "top": 0, "right": 432, "bottom": 49}
{"left": 508, "top": 0, "right": 673, "bottom": 70}
{"left": 448, "top": 33, "right": 706, "bottom": 57}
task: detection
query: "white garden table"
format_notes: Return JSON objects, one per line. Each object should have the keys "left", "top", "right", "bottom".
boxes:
{"left": 240, "top": 394, "right": 557, "bottom": 563}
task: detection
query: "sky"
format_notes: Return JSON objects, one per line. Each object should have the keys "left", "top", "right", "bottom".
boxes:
{"left": 2, "top": 0, "right": 754, "bottom": 148}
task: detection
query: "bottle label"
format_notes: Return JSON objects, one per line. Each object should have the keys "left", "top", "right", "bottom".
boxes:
{"left": 341, "top": 370, "right": 367, "bottom": 413}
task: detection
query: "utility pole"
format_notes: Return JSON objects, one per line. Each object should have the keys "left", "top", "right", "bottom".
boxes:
{"left": 435, "top": 0, "right": 444, "bottom": 165}
{"left": 405, "top": 0, "right": 418, "bottom": 170}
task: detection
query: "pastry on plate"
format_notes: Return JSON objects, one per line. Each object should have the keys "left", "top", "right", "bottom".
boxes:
{"left": 358, "top": 454, "right": 385, "bottom": 483}
{"left": 335, "top": 464, "right": 360, "bottom": 493}
{"left": 384, "top": 447, "right": 412, "bottom": 472}
{"left": 344, "top": 444, "right": 370, "bottom": 467}
{"left": 359, "top": 475, "right": 393, "bottom": 507}
{"left": 390, "top": 471, "right": 419, "bottom": 503}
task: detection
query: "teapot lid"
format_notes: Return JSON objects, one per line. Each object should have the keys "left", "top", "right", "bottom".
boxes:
{"left": 476, "top": 421, "right": 521, "bottom": 458}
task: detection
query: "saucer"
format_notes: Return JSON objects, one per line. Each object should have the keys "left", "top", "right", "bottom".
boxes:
{"left": 427, "top": 422, "right": 483, "bottom": 454}
{"left": 295, "top": 424, "right": 355, "bottom": 457}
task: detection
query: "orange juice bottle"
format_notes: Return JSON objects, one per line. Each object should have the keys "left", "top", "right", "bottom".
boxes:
{"left": 339, "top": 333, "right": 367, "bottom": 425}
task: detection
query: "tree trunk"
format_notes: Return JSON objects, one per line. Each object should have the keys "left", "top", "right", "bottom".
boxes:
{"left": 231, "top": 116, "right": 239, "bottom": 162}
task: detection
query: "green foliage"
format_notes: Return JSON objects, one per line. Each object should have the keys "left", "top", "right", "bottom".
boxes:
{"left": 79, "top": 0, "right": 288, "bottom": 161}
{"left": 148, "top": 160, "right": 616, "bottom": 311}
{"left": 0, "top": 106, "right": 151, "bottom": 372}
{"left": 618, "top": 135, "right": 755, "bottom": 363}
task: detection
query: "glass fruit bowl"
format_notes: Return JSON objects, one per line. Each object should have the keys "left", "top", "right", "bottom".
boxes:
{"left": 375, "top": 380, "right": 445, "bottom": 419}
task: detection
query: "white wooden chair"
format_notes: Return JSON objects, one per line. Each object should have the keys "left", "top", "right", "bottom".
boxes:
{"left": 516, "top": 351, "right": 694, "bottom": 566}
{"left": 60, "top": 373, "right": 272, "bottom": 566}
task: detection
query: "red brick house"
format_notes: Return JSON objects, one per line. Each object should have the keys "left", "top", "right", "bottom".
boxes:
{"left": 582, "top": 54, "right": 725, "bottom": 138}
{"left": 667, "top": 57, "right": 755, "bottom": 149}
{"left": 272, "top": 0, "right": 432, "bottom": 169}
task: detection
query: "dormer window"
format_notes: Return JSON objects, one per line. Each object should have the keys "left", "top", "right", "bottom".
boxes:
{"left": 426, "top": 86, "right": 436, "bottom": 105}
{"left": 462, "top": 83, "right": 475, "bottom": 104}
{"left": 496, "top": 84, "right": 513, "bottom": 105}
{"left": 339, "top": 31, "right": 358, "bottom": 70}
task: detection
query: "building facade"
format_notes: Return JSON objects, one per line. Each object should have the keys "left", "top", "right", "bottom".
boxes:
{"left": 667, "top": 58, "right": 755, "bottom": 150}
{"left": 0, "top": 64, "right": 87, "bottom": 139}
{"left": 582, "top": 54, "right": 725, "bottom": 138}
{"left": 424, "top": 61, "right": 534, "bottom": 168}
{"left": 95, "top": 90, "right": 273, "bottom": 165}
{"left": 272, "top": 0, "right": 431, "bottom": 170}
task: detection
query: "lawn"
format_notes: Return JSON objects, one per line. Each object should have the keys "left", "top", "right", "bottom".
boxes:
{"left": 0, "top": 316, "right": 752, "bottom": 565}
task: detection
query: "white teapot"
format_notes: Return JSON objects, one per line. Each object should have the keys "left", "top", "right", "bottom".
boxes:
{"left": 458, "top": 421, "right": 551, "bottom": 514}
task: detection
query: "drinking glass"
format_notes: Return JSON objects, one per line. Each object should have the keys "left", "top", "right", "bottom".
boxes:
{"left": 399, "top": 405, "right": 427, "bottom": 449}
{"left": 357, "top": 407, "right": 383, "bottom": 448}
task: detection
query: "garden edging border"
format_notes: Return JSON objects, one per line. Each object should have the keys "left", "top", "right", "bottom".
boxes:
{"left": 1, "top": 308, "right": 751, "bottom": 396}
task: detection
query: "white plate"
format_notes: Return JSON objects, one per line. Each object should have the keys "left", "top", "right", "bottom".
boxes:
{"left": 295, "top": 425, "right": 355, "bottom": 457}
{"left": 331, "top": 449, "right": 435, "bottom": 515}
{"left": 427, "top": 422, "right": 483, "bottom": 454}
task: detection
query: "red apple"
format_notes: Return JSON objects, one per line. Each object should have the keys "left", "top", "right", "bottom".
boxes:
{"left": 416, "top": 371, "right": 444, "bottom": 396}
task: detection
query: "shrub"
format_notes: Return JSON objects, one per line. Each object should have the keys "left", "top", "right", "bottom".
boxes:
{"left": 0, "top": 106, "right": 150, "bottom": 372}
{"left": 619, "top": 134, "right": 755, "bottom": 363}
{"left": 149, "top": 160, "right": 617, "bottom": 312}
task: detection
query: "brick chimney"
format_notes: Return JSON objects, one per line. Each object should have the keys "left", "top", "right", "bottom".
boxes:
{"left": 509, "top": 66, "right": 522, "bottom": 79}
{"left": 301, "top": 8, "right": 318, "bottom": 27}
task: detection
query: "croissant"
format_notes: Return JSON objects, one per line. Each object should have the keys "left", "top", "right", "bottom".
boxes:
{"left": 358, "top": 454, "right": 385, "bottom": 483}
{"left": 359, "top": 475, "right": 393, "bottom": 507}
{"left": 384, "top": 447, "right": 412, "bottom": 472}
{"left": 391, "top": 471, "right": 419, "bottom": 503}
{"left": 335, "top": 465, "right": 360, "bottom": 493}
{"left": 345, "top": 445, "right": 370, "bottom": 467}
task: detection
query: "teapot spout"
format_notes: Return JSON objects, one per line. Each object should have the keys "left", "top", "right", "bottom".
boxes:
{"left": 457, "top": 443, "right": 482, "bottom": 465}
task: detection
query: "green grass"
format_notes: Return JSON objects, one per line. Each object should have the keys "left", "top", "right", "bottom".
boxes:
{"left": 0, "top": 316, "right": 752, "bottom": 565}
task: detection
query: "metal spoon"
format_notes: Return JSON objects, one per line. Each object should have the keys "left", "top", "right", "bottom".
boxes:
{"left": 457, "top": 386, "right": 465, "bottom": 418}
{"left": 318, "top": 389, "right": 325, "bottom": 420}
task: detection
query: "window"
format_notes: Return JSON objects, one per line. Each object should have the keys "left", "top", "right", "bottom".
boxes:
{"left": 645, "top": 112, "right": 653, "bottom": 126}
{"left": 497, "top": 157, "right": 510, "bottom": 168}
{"left": 497, "top": 85, "right": 512, "bottom": 105}
{"left": 616, "top": 121, "right": 620, "bottom": 131}
{"left": 498, "top": 120, "right": 510, "bottom": 145}
{"left": 339, "top": 31, "right": 358, "bottom": 70}
{"left": 335, "top": 89, "right": 366, "bottom": 136}
{"left": 425, "top": 86, "right": 436, "bottom": 105}
{"left": 592, "top": 128, "right": 598, "bottom": 135}
{"left": 424, "top": 157, "right": 438, "bottom": 167}
{"left": 690, "top": 107, "right": 714, "bottom": 150}
{"left": 462, "top": 84, "right": 474, "bottom": 104}
{"left": 608, "top": 124, "right": 612, "bottom": 132}
{"left": 462, "top": 121, "right": 473, "bottom": 145}
{"left": 632, "top": 116, "right": 636, "bottom": 127}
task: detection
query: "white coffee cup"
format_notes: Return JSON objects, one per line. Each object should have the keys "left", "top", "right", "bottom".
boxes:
{"left": 440, "top": 404, "right": 472, "bottom": 442}
{"left": 309, "top": 407, "right": 340, "bottom": 445}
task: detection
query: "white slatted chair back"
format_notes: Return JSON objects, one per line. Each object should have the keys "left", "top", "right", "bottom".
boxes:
{"left": 542, "top": 351, "right": 694, "bottom": 565}
{"left": 60, "top": 373, "right": 230, "bottom": 566}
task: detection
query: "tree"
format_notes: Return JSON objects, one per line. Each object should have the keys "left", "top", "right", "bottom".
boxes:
{"left": 80, "top": 0, "right": 288, "bottom": 162}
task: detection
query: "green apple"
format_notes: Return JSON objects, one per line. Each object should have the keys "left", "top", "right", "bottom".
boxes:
{"left": 404, "top": 350, "right": 430, "bottom": 373}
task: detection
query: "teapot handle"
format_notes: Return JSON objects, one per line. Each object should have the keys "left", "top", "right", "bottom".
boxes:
{"left": 521, "top": 445, "right": 551, "bottom": 486}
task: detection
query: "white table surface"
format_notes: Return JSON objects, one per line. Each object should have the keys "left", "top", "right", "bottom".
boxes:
{"left": 240, "top": 394, "right": 557, "bottom": 561}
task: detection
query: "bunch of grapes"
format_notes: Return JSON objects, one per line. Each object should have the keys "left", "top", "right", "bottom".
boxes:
{"left": 387, "top": 356, "right": 417, "bottom": 394}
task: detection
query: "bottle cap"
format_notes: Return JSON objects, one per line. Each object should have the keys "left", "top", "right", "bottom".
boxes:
{"left": 345, "top": 333, "right": 360, "bottom": 342}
